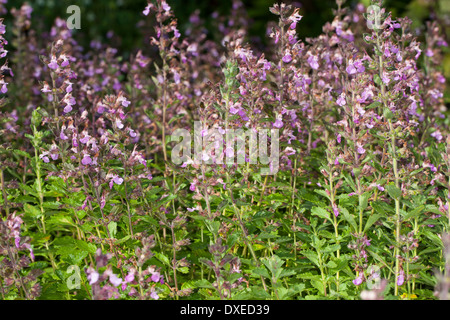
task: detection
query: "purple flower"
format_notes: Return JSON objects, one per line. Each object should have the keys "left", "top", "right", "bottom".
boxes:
{"left": 282, "top": 53, "right": 292, "bottom": 63}
{"left": 151, "top": 272, "right": 161, "bottom": 283}
{"left": 150, "top": 291, "right": 159, "bottom": 300}
{"left": 41, "top": 155, "right": 50, "bottom": 163}
{"left": 63, "top": 104, "right": 73, "bottom": 114}
{"left": 353, "top": 275, "right": 363, "bottom": 286}
{"left": 48, "top": 58, "right": 59, "bottom": 70}
{"left": 143, "top": 4, "right": 152, "bottom": 15}
{"left": 82, "top": 155, "right": 92, "bottom": 165}
{"left": 356, "top": 143, "right": 366, "bottom": 154}
{"left": 87, "top": 268, "right": 99, "bottom": 285}
{"left": 336, "top": 93, "right": 346, "bottom": 107}
{"left": 332, "top": 204, "right": 339, "bottom": 217}
{"left": 397, "top": 270, "right": 404, "bottom": 286}
{"left": 346, "top": 59, "right": 365, "bottom": 75}
{"left": 162, "top": 1, "right": 171, "bottom": 11}
{"left": 273, "top": 118, "right": 283, "bottom": 128}
{"left": 431, "top": 130, "right": 443, "bottom": 141}
{"left": 307, "top": 55, "right": 319, "bottom": 70}
{"left": 229, "top": 102, "right": 241, "bottom": 114}
{"left": 109, "top": 273, "right": 122, "bottom": 287}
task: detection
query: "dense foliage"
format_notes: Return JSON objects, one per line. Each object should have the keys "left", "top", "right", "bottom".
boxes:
{"left": 1, "top": 0, "right": 450, "bottom": 300}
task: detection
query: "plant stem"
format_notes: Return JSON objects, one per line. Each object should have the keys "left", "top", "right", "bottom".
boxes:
{"left": 0, "top": 168, "right": 8, "bottom": 217}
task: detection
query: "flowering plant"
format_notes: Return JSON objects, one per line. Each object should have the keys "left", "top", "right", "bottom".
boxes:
{"left": 0, "top": 0, "right": 449, "bottom": 300}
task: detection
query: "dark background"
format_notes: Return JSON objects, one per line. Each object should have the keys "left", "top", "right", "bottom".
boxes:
{"left": 4, "top": 0, "right": 450, "bottom": 101}
{"left": 5, "top": 0, "right": 443, "bottom": 53}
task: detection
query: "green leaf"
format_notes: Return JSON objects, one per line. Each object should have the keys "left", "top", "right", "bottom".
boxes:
{"left": 371, "top": 200, "right": 394, "bottom": 214}
{"left": 24, "top": 203, "right": 41, "bottom": 219}
{"left": 403, "top": 205, "right": 425, "bottom": 220}
{"left": 48, "top": 215, "right": 75, "bottom": 226}
{"left": 261, "top": 255, "right": 284, "bottom": 279}
{"left": 311, "top": 206, "right": 332, "bottom": 223}
{"left": 252, "top": 210, "right": 274, "bottom": 220}
{"left": 108, "top": 221, "right": 117, "bottom": 239}
{"left": 314, "top": 189, "right": 331, "bottom": 201}
{"left": 177, "top": 267, "right": 189, "bottom": 274}
{"left": 116, "top": 235, "right": 131, "bottom": 244}
{"left": 251, "top": 267, "right": 271, "bottom": 279}
{"left": 193, "top": 279, "right": 215, "bottom": 289}
{"left": 364, "top": 213, "right": 382, "bottom": 232}
{"left": 75, "top": 240, "right": 97, "bottom": 254}
{"left": 366, "top": 101, "right": 382, "bottom": 109}
{"left": 386, "top": 184, "right": 401, "bottom": 200}
{"left": 322, "top": 244, "right": 340, "bottom": 254}
{"left": 359, "top": 192, "right": 370, "bottom": 211}
{"left": 154, "top": 252, "right": 170, "bottom": 266}
{"left": 303, "top": 250, "right": 320, "bottom": 268}
{"left": 339, "top": 206, "right": 358, "bottom": 232}
{"left": 369, "top": 250, "right": 393, "bottom": 273}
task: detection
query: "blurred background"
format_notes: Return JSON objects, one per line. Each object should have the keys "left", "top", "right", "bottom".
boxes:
{"left": 4, "top": 0, "right": 448, "bottom": 50}
{"left": 4, "top": 0, "right": 450, "bottom": 99}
